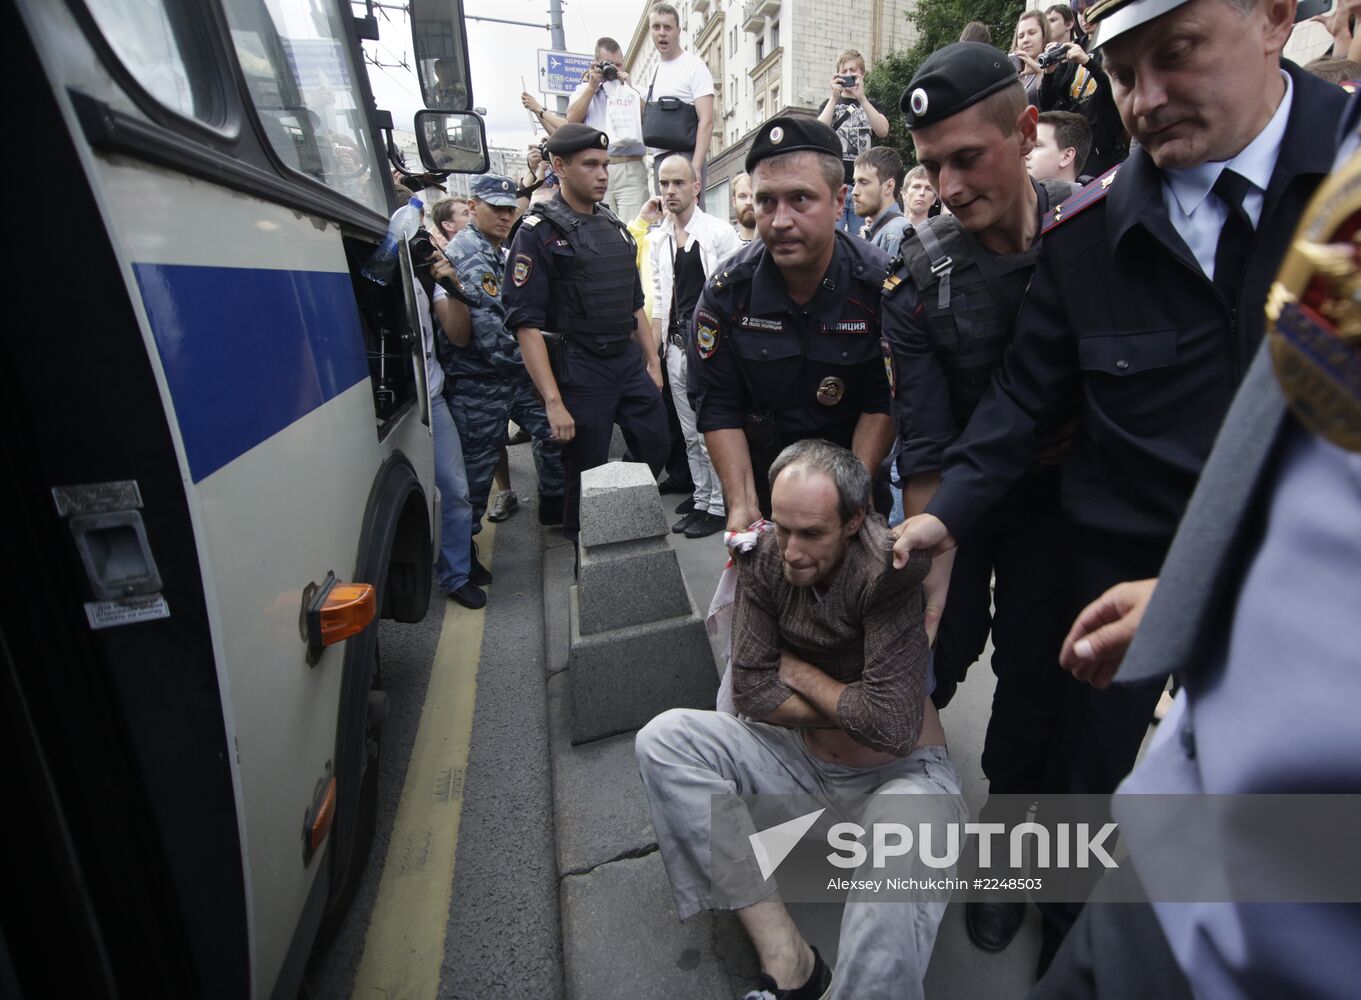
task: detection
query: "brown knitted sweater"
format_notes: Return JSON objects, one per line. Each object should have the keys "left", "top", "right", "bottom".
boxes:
{"left": 730, "top": 516, "right": 933, "bottom": 756}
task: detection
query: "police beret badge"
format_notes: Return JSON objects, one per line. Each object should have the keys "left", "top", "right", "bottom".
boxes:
{"left": 696, "top": 310, "right": 720, "bottom": 360}
{"left": 909, "top": 88, "right": 929, "bottom": 117}
{"left": 512, "top": 254, "right": 532, "bottom": 287}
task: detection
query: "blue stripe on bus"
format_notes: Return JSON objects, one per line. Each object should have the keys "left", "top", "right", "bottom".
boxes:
{"left": 134, "top": 263, "right": 371, "bottom": 482}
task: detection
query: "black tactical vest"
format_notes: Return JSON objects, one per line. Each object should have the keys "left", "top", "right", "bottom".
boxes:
{"left": 532, "top": 199, "right": 638, "bottom": 353}
{"left": 895, "top": 179, "right": 1073, "bottom": 427}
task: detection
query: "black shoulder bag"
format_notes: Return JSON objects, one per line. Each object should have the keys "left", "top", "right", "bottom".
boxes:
{"left": 642, "top": 71, "right": 700, "bottom": 152}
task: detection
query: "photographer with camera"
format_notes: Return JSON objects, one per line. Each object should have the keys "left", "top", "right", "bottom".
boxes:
{"left": 817, "top": 49, "right": 890, "bottom": 233}
{"left": 1040, "top": 1, "right": 1130, "bottom": 176}
{"left": 567, "top": 37, "right": 649, "bottom": 223}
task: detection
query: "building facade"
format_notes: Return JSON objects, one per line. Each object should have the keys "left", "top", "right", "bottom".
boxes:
{"left": 624, "top": 0, "right": 920, "bottom": 218}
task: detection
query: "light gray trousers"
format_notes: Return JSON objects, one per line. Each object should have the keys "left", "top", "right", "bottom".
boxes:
{"left": 635, "top": 708, "right": 966, "bottom": 1000}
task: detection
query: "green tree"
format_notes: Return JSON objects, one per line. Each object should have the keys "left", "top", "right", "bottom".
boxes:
{"left": 866, "top": 0, "right": 1026, "bottom": 162}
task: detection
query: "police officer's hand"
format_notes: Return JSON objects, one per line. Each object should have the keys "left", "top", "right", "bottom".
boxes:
{"left": 892, "top": 513, "right": 956, "bottom": 641}
{"left": 646, "top": 355, "right": 664, "bottom": 391}
{"left": 547, "top": 400, "right": 576, "bottom": 443}
{"left": 1060, "top": 578, "right": 1157, "bottom": 688}
{"left": 430, "top": 253, "right": 457, "bottom": 286}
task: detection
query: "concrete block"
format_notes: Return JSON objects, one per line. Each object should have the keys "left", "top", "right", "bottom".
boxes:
{"left": 569, "top": 587, "right": 719, "bottom": 744}
{"left": 560, "top": 851, "right": 758, "bottom": 1000}
{"left": 576, "top": 539, "right": 691, "bottom": 635}
{"left": 578, "top": 462, "right": 667, "bottom": 548}
{"left": 546, "top": 671, "right": 657, "bottom": 877}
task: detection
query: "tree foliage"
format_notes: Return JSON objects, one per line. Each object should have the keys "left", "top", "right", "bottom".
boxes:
{"left": 865, "top": 0, "right": 1027, "bottom": 163}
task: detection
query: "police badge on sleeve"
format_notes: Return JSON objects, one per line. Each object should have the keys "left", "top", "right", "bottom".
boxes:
{"left": 696, "top": 309, "right": 720, "bottom": 359}
{"left": 512, "top": 253, "right": 533, "bottom": 287}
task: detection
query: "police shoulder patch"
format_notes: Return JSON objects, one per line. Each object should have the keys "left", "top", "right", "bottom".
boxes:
{"left": 695, "top": 308, "right": 720, "bottom": 360}
{"left": 522, "top": 214, "right": 543, "bottom": 228}
{"left": 481, "top": 272, "right": 500, "bottom": 296}
{"left": 512, "top": 253, "right": 533, "bottom": 287}
{"left": 1042, "top": 166, "right": 1119, "bottom": 235}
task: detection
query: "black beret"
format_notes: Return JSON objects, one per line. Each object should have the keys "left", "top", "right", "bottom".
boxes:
{"left": 745, "top": 116, "right": 841, "bottom": 174}
{"left": 545, "top": 123, "right": 610, "bottom": 155}
{"left": 900, "top": 42, "right": 1019, "bottom": 129}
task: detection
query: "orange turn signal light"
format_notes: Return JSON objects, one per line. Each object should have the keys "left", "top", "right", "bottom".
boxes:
{"left": 318, "top": 583, "right": 376, "bottom": 647}
{"left": 308, "top": 777, "right": 337, "bottom": 854}
{"left": 303, "top": 573, "right": 377, "bottom": 666}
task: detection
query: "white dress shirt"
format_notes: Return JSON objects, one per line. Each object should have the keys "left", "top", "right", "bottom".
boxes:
{"left": 1160, "top": 70, "right": 1293, "bottom": 280}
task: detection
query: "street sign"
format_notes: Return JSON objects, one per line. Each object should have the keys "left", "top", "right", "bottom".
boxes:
{"left": 537, "top": 48, "right": 595, "bottom": 97}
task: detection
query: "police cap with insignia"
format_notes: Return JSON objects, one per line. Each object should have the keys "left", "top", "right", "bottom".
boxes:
{"left": 544, "top": 123, "right": 610, "bottom": 156}
{"left": 1078, "top": 0, "right": 1190, "bottom": 48}
{"left": 745, "top": 116, "right": 841, "bottom": 174}
{"left": 470, "top": 173, "right": 519, "bottom": 207}
{"left": 899, "top": 42, "right": 1019, "bottom": 129}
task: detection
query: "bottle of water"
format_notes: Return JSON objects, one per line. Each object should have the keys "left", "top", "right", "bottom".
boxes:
{"left": 362, "top": 197, "right": 424, "bottom": 286}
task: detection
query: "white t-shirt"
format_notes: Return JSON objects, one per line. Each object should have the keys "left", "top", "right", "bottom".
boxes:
{"left": 416, "top": 279, "right": 443, "bottom": 398}
{"left": 570, "top": 79, "right": 645, "bottom": 157}
{"left": 645, "top": 51, "right": 714, "bottom": 155}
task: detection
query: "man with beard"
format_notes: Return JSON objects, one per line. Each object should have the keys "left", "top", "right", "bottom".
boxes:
{"left": 852, "top": 147, "right": 911, "bottom": 257}
{"left": 732, "top": 172, "right": 756, "bottom": 244}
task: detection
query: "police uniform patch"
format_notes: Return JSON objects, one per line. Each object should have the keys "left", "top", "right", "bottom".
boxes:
{"left": 816, "top": 376, "right": 846, "bottom": 406}
{"left": 696, "top": 309, "right": 720, "bottom": 359}
{"left": 481, "top": 272, "right": 500, "bottom": 296}
{"left": 882, "top": 340, "right": 897, "bottom": 397}
{"left": 512, "top": 254, "right": 533, "bottom": 287}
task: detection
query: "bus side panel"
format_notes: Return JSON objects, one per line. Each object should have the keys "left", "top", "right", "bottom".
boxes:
{"left": 1, "top": 7, "right": 249, "bottom": 995}
{"left": 96, "top": 159, "right": 397, "bottom": 996}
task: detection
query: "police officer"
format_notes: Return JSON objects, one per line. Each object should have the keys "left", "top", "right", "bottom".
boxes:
{"left": 504, "top": 123, "right": 669, "bottom": 543}
{"left": 435, "top": 174, "right": 565, "bottom": 541}
{"left": 880, "top": 43, "right": 1076, "bottom": 955}
{"left": 688, "top": 116, "right": 895, "bottom": 531}
{"left": 893, "top": 0, "right": 1349, "bottom": 974}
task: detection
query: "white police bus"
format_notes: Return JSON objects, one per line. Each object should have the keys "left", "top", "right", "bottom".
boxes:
{"left": 1, "top": 1, "right": 486, "bottom": 996}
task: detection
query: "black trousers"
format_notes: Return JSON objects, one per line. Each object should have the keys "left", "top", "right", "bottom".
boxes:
{"left": 557, "top": 343, "right": 670, "bottom": 541}
{"left": 1035, "top": 527, "right": 1171, "bottom": 959}
{"left": 1029, "top": 865, "right": 1194, "bottom": 1000}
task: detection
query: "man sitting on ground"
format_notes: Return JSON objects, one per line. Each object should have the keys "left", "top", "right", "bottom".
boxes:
{"left": 1027, "top": 110, "right": 1091, "bottom": 184}
{"left": 636, "top": 439, "right": 961, "bottom": 1000}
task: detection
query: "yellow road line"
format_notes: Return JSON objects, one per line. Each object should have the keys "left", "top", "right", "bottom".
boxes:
{"left": 351, "top": 523, "right": 494, "bottom": 1000}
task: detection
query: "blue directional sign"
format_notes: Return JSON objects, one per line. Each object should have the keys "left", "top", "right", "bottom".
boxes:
{"left": 537, "top": 49, "right": 596, "bottom": 97}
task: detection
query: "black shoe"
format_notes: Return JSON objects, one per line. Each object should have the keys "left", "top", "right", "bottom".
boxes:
{"left": 966, "top": 900, "right": 1025, "bottom": 953}
{"left": 684, "top": 511, "right": 726, "bottom": 538}
{"left": 675, "top": 496, "right": 696, "bottom": 515}
{"left": 469, "top": 541, "right": 493, "bottom": 587}
{"left": 740, "top": 946, "right": 832, "bottom": 1000}
{"left": 447, "top": 581, "right": 486, "bottom": 609}
{"left": 672, "top": 510, "right": 701, "bottom": 534}
{"left": 658, "top": 476, "right": 692, "bottom": 495}
{"left": 538, "top": 494, "right": 564, "bottom": 526}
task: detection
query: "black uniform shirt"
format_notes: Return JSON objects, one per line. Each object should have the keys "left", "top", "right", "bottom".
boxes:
{"left": 687, "top": 231, "right": 893, "bottom": 450}
{"left": 503, "top": 196, "right": 644, "bottom": 334}
{"left": 927, "top": 62, "right": 1347, "bottom": 548}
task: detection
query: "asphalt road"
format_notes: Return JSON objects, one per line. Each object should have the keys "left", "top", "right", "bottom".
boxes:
{"left": 305, "top": 442, "right": 561, "bottom": 999}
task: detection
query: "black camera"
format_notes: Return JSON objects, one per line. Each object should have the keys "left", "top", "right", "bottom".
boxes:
{"left": 597, "top": 61, "right": 618, "bottom": 82}
{"left": 1036, "top": 44, "right": 1068, "bottom": 70}
{"left": 537, "top": 139, "right": 549, "bottom": 160}
{"left": 838, "top": 74, "right": 858, "bottom": 88}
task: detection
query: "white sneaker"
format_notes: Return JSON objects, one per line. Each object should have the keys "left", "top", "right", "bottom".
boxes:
{"left": 487, "top": 490, "right": 519, "bottom": 522}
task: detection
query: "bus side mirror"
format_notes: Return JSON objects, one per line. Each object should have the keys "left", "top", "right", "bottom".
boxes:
{"left": 410, "top": 0, "right": 473, "bottom": 111}
{"left": 415, "top": 110, "right": 489, "bottom": 174}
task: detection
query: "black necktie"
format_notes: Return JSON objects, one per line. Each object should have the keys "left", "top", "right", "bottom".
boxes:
{"left": 1212, "top": 168, "right": 1254, "bottom": 306}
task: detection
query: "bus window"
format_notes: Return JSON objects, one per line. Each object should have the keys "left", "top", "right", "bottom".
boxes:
{"left": 83, "top": 0, "right": 217, "bottom": 123}
{"left": 222, "top": 0, "right": 386, "bottom": 215}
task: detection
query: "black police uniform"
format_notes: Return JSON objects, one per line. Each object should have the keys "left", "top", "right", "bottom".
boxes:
{"left": 503, "top": 125, "right": 668, "bottom": 542}
{"left": 927, "top": 60, "right": 1348, "bottom": 802}
{"left": 686, "top": 116, "right": 894, "bottom": 513}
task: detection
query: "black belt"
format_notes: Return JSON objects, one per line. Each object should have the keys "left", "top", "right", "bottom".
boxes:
{"left": 552, "top": 331, "right": 631, "bottom": 357}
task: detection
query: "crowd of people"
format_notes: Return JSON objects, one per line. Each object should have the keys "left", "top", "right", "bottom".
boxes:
{"left": 393, "top": 0, "right": 1361, "bottom": 994}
